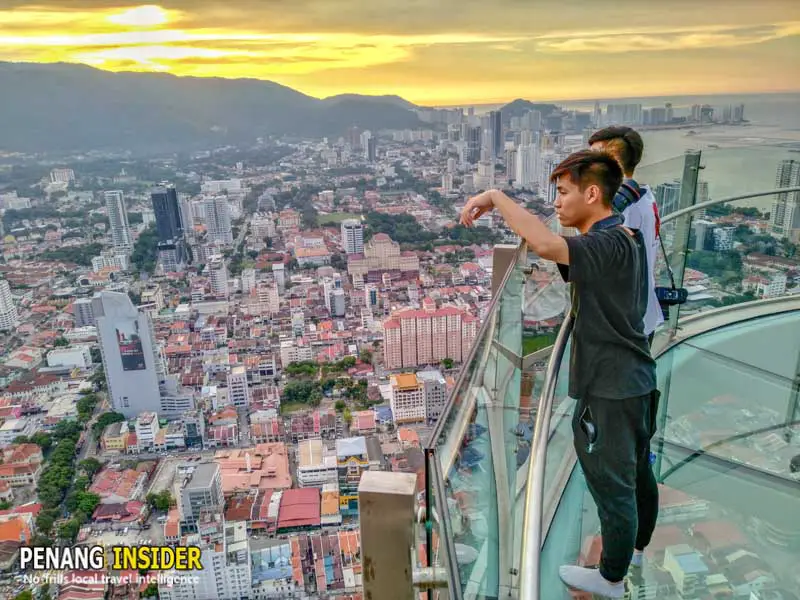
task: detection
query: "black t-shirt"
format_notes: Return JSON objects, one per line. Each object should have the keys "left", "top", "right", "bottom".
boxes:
{"left": 557, "top": 219, "right": 656, "bottom": 400}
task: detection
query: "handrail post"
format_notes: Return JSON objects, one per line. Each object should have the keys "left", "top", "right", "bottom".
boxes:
{"left": 359, "top": 471, "right": 419, "bottom": 600}
{"left": 666, "top": 150, "right": 702, "bottom": 336}
{"left": 492, "top": 244, "right": 519, "bottom": 296}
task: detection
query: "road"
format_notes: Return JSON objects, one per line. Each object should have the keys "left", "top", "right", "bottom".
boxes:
{"left": 77, "top": 392, "right": 109, "bottom": 463}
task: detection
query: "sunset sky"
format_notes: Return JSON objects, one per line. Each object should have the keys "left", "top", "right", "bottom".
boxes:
{"left": 1, "top": 1, "right": 799, "bottom": 105}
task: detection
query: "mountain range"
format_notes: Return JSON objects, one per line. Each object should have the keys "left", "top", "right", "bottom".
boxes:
{"left": 0, "top": 62, "right": 424, "bottom": 154}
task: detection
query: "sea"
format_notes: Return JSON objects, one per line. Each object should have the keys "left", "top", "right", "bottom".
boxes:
{"left": 476, "top": 92, "right": 800, "bottom": 211}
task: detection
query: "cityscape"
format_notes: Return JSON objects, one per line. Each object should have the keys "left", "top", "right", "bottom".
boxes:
{"left": 0, "top": 4, "right": 799, "bottom": 597}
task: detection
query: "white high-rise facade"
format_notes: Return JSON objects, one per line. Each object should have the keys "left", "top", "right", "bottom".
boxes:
{"left": 208, "top": 255, "right": 229, "bottom": 299}
{"left": 770, "top": 160, "right": 800, "bottom": 242}
{"left": 92, "top": 292, "right": 162, "bottom": 418}
{"left": 0, "top": 279, "right": 19, "bottom": 331}
{"left": 203, "top": 196, "right": 234, "bottom": 246}
{"left": 341, "top": 219, "right": 364, "bottom": 255}
{"left": 104, "top": 190, "right": 133, "bottom": 254}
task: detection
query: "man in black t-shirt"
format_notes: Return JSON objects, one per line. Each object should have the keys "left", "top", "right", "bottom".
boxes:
{"left": 461, "top": 150, "right": 659, "bottom": 598}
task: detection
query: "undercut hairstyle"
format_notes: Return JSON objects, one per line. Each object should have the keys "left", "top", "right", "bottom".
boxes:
{"left": 588, "top": 126, "right": 644, "bottom": 176}
{"left": 549, "top": 150, "right": 623, "bottom": 207}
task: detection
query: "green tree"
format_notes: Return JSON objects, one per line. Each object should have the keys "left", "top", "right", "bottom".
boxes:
{"left": 57, "top": 519, "right": 81, "bottom": 543}
{"left": 142, "top": 582, "right": 159, "bottom": 598}
{"left": 13, "top": 591, "right": 33, "bottom": 600}
{"left": 441, "top": 358, "right": 455, "bottom": 370}
{"left": 79, "top": 457, "right": 103, "bottom": 477}
{"left": 343, "top": 408, "right": 353, "bottom": 426}
{"left": 92, "top": 412, "right": 126, "bottom": 439}
{"left": 53, "top": 337, "right": 70, "bottom": 347}
{"left": 334, "top": 400, "right": 346, "bottom": 412}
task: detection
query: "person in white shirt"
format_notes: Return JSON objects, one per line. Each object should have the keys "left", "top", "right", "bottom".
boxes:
{"left": 589, "top": 127, "right": 664, "bottom": 345}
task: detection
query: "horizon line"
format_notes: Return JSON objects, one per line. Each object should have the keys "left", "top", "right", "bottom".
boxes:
{"left": 3, "top": 59, "right": 800, "bottom": 108}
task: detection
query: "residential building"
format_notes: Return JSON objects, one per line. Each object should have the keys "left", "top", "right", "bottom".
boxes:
{"left": 203, "top": 195, "right": 234, "bottom": 246}
{"left": 104, "top": 190, "right": 133, "bottom": 255}
{"left": 383, "top": 306, "right": 478, "bottom": 370}
{"left": 226, "top": 365, "right": 250, "bottom": 409}
{"left": 0, "top": 280, "right": 19, "bottom": 331}
{"left": 390, "top": 374, "right": 426, "bottom": 424}
{"left": 297, "top": 439, "right": 338, "bottom": 488}
{"left": 178, "top": 462, "right": 224, "bottom": 533}
{"left": 341, "top": 219, "right": 364, "bottom": 255}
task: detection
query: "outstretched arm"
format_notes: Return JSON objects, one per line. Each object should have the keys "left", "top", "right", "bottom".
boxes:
{"left": 461, "top": 189, "right": 569, "bottom": 264}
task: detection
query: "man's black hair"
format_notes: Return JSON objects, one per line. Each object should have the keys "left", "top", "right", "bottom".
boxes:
{"left": 550, "top": 150, "right": 623, "bottom": 207}
{"left": 588, "top": 126, "right": 644, "bottom": 176}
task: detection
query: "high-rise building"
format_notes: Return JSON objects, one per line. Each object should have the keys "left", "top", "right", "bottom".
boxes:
{"left": 92, "top": 292, "right": 162, "bottom": 418}
{"left": 489, "top": 110, "right": 503, "bottom": 158}
{"left": 208, "top": 255, "right": 229, "bottom": 299}
{"left": 0, "top": 279, "right": 18, "bottom": 331}
{"left": 382, "top": 306, "right": 479, "bottom": 370}
{"left": 73, "top": 297, "right": 95, "bottom": 328}
{"left": 418, "top": 369, "right": 448, "bottom": 423}
{"left": 151, "top": 184, "right": 184, "bottom": 242}
{"left": 203, "top": 196, "right": 234, "bottom": 246}
{"left": 390, "top": 374, "right": 425, "bottom": 424}
{"left": 151, "top": 184, "right": 188, "bottom": 270}
{"left": 178, "top": 462, "right": 225, "bottom": 532}
{"left": 104, "top": 190, "right": 133, "bottom": 254}
{"left": 770, "top": 160, "right": 800, "bottom": 241}
{"left": 227, "top": 365, "right": 250, "bottom": 409}
{"left": 341, "top": 219, "right": 364, "bottom": 255}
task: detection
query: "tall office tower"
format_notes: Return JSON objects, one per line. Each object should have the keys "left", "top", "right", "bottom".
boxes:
{"left": 92, "top": 292, "right": 162, "bottom": 418}
{"left": 464, "top": 125, "right": 482, "bottom": 164}
{"left": 0, "top": 279, "right": 18, "bottom": 331}
{"left": 208, "top": 255, "right": 229, "bottom": 299}
{"left": 366, "top": 137, "right": 377, "bottom": 162}
{"left": 341, "top": 219, "right": 364, "bottom": 255}
{"left": 73, "top": 297, "right": 95, "bottom": 328}
{"left": 151, "top": 184, "right": 188, "bottom": 271}
{"left": 203, "top": 196, "right": 234, "bottom": 246}
{"left": 489, "top": 110, "right": 503, "bottom": 158}
{"left": 104, "top": 190, "right": 133, "bottom": 254}
{"left": 770, "top": 160, "right": 800, "bottom": 241}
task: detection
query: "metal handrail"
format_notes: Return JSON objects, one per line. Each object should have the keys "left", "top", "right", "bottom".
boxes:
{"left": 661, "top": 186, "right": 800, "bottom": 225}
{"left": 518, "top": 312, "right": 574, "bottom": 599}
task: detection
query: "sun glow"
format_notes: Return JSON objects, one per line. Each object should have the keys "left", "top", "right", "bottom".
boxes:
{"left": 107, "top": 5, "right": 171, "bottom": 27}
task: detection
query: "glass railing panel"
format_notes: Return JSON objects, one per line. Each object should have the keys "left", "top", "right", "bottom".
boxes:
{"left": 539, "top": 309, "right": 800, "bottom": 599}
{"left": 655, "top": 310, "right": 800, "bottom": 482}
{"left": 668, "top": 146, "right": 800, "bottom": 317}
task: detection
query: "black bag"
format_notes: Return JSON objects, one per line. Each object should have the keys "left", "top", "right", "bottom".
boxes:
{"left": 613, "top": 179, "right": 688, "bottom": 313}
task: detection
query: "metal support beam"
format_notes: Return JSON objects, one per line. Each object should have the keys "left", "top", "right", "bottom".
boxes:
{"left": 492, "top": 244, "right": 519, "bottom": 296}
{"left": 359, "top": 471, "right": 419, "bottom": 600}
{"left": 667, "top": 150, "right": 702, "bottom": 335}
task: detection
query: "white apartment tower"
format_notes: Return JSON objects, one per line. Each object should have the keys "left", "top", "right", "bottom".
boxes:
{"left": 341, "top": 219, "right": 365, "bottom": 255}
{"left": 203, "top": 196, "right": 234, "bottom": 246}
{"left": 226, "top": 365, "right": 250, "bottom": 409}
{"left": 208, "top": 255, "right": 229, "bottom": 299}
{"left": 770, "top": 159, "right": 800, "bottom": 242}
{"left": 0, "top": 279, "right": 19, "bottom": 331}
{"left": 104, "top": 190, "right": 133, "bottom": 254}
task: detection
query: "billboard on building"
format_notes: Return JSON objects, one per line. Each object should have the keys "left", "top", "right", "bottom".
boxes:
{"left": 116, "top": 320, "right": 146, "bottom": 371}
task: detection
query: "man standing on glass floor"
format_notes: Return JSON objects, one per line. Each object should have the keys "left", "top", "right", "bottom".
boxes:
{"left": 460, "top": 150, "right": 660, "bottom": 598}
